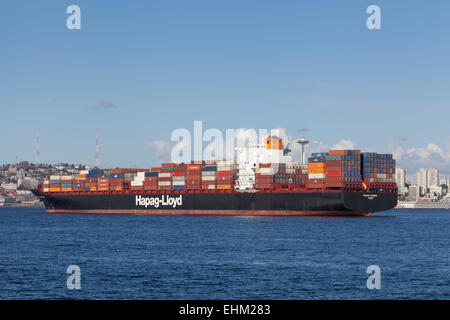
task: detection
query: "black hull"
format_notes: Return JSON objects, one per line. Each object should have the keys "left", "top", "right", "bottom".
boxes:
{"left": 33, "top": 190, "right": 397, "bottom": 216}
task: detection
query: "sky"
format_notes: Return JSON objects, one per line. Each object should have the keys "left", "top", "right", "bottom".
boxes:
{"left": 1, "top": 1, "right": 449, "bottom": 180}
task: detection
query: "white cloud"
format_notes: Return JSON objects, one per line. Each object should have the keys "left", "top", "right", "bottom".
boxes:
{"left": 148, "top": 140, "right": 177, "bottom": 161}
{"left": 388, "top": 138, "right": 450, "bottom": 181}
{"left": 331, "top": 139, "right": 356, "bottom": 150}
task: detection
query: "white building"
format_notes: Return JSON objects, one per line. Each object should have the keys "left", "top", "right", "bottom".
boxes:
{"left": 427, "top": 168, "right": 439, "bottom": 188}
{"left": 395, "top": 168, "right": 406, "bottom": 194}
{"left": 416, "top": 168, "right": 427, "bottom": 196}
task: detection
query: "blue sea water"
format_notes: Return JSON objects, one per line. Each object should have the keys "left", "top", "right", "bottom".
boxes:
{"left": 0, "top": 208, "right": 448, "bottom": 299}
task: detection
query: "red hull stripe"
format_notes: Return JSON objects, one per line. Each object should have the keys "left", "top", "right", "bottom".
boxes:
{"left": 46, "top": 209, "right": 370, "bottom": 217}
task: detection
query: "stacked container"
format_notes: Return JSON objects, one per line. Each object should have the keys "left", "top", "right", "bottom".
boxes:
{"left": 186, "top": 163, "right": 202, "bottom": 190}
{"left": 158, "top": 167, "right": 173, "bottom": 190}
{"left": 85, "top": 178, "right": 97, "bottom": 192}
{"left": 49, "top": 175, "right": 61, "bottom": 192}
{"left": 110, "top": 171, "right": 124, "bottom": 191}
{"left": 97, "top": 178, "right": 110, "bottom": 192}
{"left": 130, "top": 172, "right": 145, "bottom": 191}
{"left": 172, "top": 171, "right": 186, "bottom": 190}
{"left": 143, "top": 170, "right": 158, "bottom": 191}
{"left": 216, "top": 160, "right": 235, "bottom": 190}
{"left": 201, "top": 164, "right": 217, "bottom": 190}
{"left": 60, "top": 175, "right": 73, "bottom": 192}
{"left": 43, "top": 180, "right": 50, "bottom": 193}
{"left": 307, "top": 155, "right": 326, "bottom": 189}
{"left": 255, "top": 163, "right": 274, "bottom": 189}
{"left": 361, "top": 153, "right": 396, "bottom": 183}
{"left": 325, "top": 150, "right": 362, "bottom": 187}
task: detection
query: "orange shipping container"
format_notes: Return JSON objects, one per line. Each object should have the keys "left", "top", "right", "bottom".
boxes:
{"left": 328, "top": 150, "right": 346, "bottom": 156}
{"left": 308, "top": 163, "right": 325, "bottom": 168}
{"left": 217, "top": 185, "right": 232, "bottom": 190}
{"left": 308, "top": 168, "right": 325, "bottom": 174}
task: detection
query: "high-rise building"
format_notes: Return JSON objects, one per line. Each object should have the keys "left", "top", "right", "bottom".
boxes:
{"left": 395, "top": 168, "right": 406, "bottom": 194}
{"left": 416, "top": 168, "right": 427, "bottom": 196}
{"left": 427, "top": 168, "right": 439, "bottom": 188}
{"left": 439, "top": 177, "right": 448, "bottom": 186}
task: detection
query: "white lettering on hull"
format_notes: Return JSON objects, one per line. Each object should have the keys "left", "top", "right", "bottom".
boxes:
{"left": 135, "top": 195, "right": 183, "bottom": 208}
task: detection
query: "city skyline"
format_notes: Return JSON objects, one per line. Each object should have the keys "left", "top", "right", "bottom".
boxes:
{"left": 1, "top": 1, "right": 449, "bottom": 177}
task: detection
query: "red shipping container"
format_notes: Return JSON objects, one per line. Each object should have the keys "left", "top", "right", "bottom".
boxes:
{"left": 161, "top": 163, "right": 175, "bottom": 168}
{"left": 326, "top": 171, "right": 343, "bottom": 177}
{"left": 173, "top": 171, "right": 186, "bottom": 177}
{"left": 259, "top": 163, "right": 272, "bottom": 168}
{"left": 255, "top": 184, "right": 272, "bottom": 189}
{"left": 187, "top": 164, "right": 202, "bottom": 170}
{"left": 217, "top": 170, "right": 233, "bottom": 176}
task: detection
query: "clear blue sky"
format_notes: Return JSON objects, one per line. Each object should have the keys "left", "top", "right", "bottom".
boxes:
{"left": 1, "top": 1, "right": 449, "bottom": 176}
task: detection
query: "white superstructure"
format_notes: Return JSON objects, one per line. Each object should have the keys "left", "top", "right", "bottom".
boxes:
{"left": 235, "top": 136, "right": 292, "bottom": 191}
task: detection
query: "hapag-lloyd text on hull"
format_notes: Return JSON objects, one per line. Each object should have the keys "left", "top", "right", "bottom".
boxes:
{"left": 135, "top": 194, "right": 183, "bottom": 208}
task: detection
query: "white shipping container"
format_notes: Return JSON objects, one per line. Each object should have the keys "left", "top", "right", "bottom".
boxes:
{"left": 257, "top": 168, "right": 275, "bottom": 175}
{"left": 131, "top": 181, "right": 143, "bottom": 186}
{"left": 202, "top": 171, "right": 217, "bottom": 176}
{"left": 217, "top": 166, "right": 232, "bottom": 171}
{"left": 308, "top": 173, "right": 325, "bottom": 179}
{"left": 376, "top": 173, "right": 387, "bottom": 179}
{"left": 172, "top": 181, "right": 186, "bottom": 186}
{"left": 158, "top": 172, "right": 172, "bottom": 178}
{"left": 50, "top": 175, "right": 61, "bottom": 180}
{"left": 61, "top": 175, "right": 73, "bottom": 180}
{"left": 201, "top": 176, "right": 217, "bottom": 181}
{"left": 286, "top": 168, "right": 295, "bottom": 174}
{"left": 43, "top": 188, "right": 50, "bottom": 192}
{"left": 134, "top": 176, "right": 145, "bottom": 181}
{"left": 158, "top": 181, "right": 171, "bottom": 186}
{"left": 79, "top": 170, "right": 89, "bottom": 174}
{"left": 207, "top": 185, "right": 215, "bottom": 189}
{"left": 172, "top": 176, "right": 186, "bottom": 181}
{"left": 44, "top": 180, "right": 50, "bottom": 185}
{"left": 137, "top": 172, "right": 146, "bottom": 177}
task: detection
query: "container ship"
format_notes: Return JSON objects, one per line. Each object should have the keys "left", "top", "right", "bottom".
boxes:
{"left": 33, "top": 136, "right": 397, "bottom": 216}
